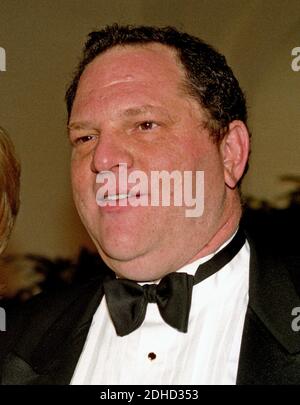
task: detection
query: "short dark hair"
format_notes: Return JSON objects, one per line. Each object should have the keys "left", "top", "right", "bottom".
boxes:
{"left": 65, "top": 23, "right": 248, "bottom": 143}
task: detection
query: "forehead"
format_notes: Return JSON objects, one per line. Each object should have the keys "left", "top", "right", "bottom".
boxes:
{"left": 77, "top": 43, "right": 186, "bottom": 93}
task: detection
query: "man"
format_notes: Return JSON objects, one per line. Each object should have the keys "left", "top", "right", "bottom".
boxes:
{"left": 0, "top": 24, "right": 299, "bottom": 385}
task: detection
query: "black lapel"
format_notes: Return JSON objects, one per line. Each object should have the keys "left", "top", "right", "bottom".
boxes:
{"left": 50, "top": 279, "right": 106, "bottom": 385}
{"left": 1, "top": 274, "right": 106, "bottom": 385}
{"left": 237, "top": 231, "right": 300, "bottom": 384}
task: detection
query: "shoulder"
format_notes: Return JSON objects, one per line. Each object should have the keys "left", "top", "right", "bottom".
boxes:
{"left": 242, "top": 207, "right": 299, "bottom": 253}
{"left": 0, "top": 275, "right": 105, "bottom": 363}
{"left": 242, "top": 210, "right": 300, "bottom": 294}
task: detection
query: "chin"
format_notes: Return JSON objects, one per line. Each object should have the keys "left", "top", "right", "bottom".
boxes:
{"left": 97, "top": 239, "right": 144, "bottom": 264}
{"left": 97, "top": 242, "right": 162, "bottom": 281}
{"left": 113, "top": 267, "right": 161, "bottom": 282}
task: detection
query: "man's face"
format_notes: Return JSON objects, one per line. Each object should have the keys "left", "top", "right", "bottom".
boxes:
{"left": 69, "top": 44, "right": 232, "bottom": 281}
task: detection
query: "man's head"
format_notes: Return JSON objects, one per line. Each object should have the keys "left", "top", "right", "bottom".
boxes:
{"left": 66, "top": 24, "right": 250, "bottom": 281}
{"left": 66, "top": 24, "right": 248, "bottom": 143}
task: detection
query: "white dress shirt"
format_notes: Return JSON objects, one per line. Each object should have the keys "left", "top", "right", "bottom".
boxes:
{"left": 71, "top": 237, "right": 250, "bottom": 385}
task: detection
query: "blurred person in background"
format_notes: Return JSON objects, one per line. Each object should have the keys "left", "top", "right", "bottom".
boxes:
{"left": 0, "top": 127, "right": 21, "bottom": 300}
{"left": 0, "top": 127, "right": 45, "bottom": 302}
{"left": 0, "top": 127, "right": 20, "bottom": 256}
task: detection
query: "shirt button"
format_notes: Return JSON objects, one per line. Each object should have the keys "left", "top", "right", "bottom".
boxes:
{"left": 148, "top": 352, "right": 157, "bottom": 361}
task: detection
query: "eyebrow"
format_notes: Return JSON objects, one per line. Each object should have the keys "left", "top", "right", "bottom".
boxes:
{"left": 121, "top": 105, "right": 166, "bottom": 117}
{"left": 67, "top": 121, "right": 98, "bottom": 132}
{"left": 67, "top": 104, "right": 172, "bottom": 131}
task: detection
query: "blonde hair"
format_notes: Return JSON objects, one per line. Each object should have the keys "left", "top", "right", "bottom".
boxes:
{"left": 0, "top": 127, "right": 20, "bottom": 254}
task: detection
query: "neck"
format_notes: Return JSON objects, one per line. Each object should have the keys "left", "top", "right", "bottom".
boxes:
{"left": 185, "top": 203, "right": 242, "bottom": 266}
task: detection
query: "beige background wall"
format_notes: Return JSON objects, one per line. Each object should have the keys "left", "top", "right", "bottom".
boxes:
{"left": 0, "top": 0, "right": 299, "bottom": 258}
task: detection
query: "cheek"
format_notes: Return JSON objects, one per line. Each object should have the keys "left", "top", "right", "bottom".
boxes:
{"left": 71, "top": 165, "right": 82, "bottom": 197}
{"left": 71, "top": 154, "right": 91, "bottom": 186}
{"left": 203, "top": 161, "right": 226, "bottom": 213}
{"left": 190, "top": 137, "right": 223, "bottom": 174}
{"left": 204, "top": 160, "right": 224, "bottom": 198}
{"left": 71, "top": 164, "right": 93, "bottom": 210}
{"left": 188, "top": 145, "right": 225, "bottom": 204}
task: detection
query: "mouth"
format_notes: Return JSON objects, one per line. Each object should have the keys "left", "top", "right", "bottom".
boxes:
{"left": 96, "top": 191, "right": 146, "bottom": 206}
{"left": 102, "top": 193, "right": 131, "bottom": 202}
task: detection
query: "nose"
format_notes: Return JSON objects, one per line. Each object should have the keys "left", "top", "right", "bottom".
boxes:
{"left": 91, "top": 131, "right": 134, "bottom": 174}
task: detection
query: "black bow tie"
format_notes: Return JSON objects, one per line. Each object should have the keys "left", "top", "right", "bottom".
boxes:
{"left": 103, "top": 228, "right": 246, "bottom": 336}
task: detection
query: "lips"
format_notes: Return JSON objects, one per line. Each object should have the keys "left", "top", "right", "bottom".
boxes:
{"left": 96, "top": 190, "right": 147, "bottom": 207}
{"left": 102, "top": 193, "right": 131, "bottom": 202}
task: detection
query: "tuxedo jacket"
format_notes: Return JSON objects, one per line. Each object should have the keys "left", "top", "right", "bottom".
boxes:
{"left": 0, "top": 229, "right": 300, "bottom": 385}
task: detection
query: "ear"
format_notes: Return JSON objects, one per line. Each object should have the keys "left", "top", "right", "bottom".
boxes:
{"left": 220, "top": 120, "right": 250, "bottom": 189}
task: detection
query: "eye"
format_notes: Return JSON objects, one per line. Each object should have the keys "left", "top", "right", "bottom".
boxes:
{"left": 73, "top": 135, "right": 96, "bottom": 145}
{"left": 138, "top": 121, "right": 158, "bottom": 131}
